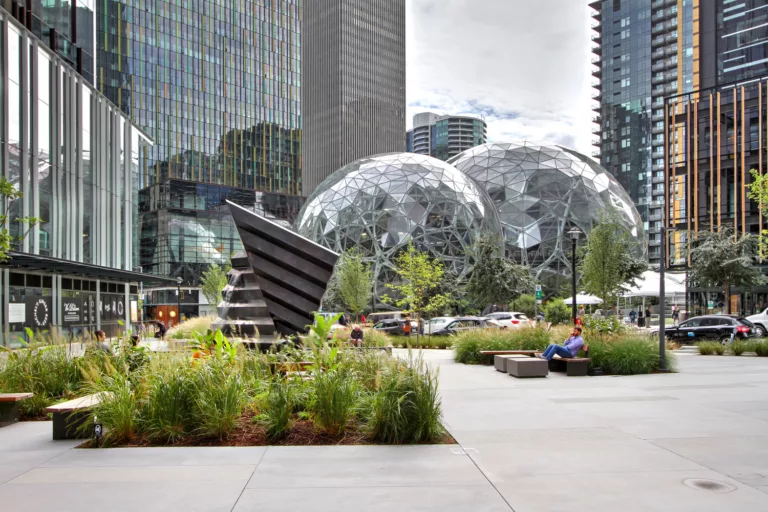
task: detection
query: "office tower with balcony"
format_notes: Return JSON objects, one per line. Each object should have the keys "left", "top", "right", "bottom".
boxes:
{"left": 591, "top": 0, "right": 696, "bottom": 263}
{"left": 406, "top": 112, "right": 488, "bottom": 161}
{"left": 302, "top": 0, "right": 406, "bottom": 196}
{"left": 96, "top": 1, "right": 304, "bottom": 319}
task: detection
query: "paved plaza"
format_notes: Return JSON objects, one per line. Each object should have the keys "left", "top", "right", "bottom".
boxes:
{"left": 1, "top": 351, "right": 768, "bottom": 511}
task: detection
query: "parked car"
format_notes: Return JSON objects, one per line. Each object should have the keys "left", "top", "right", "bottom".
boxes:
{"left": 431, "top": 317, "right": 490, "bottom": 336}
{"left": 746, "top": 308, "right": 768, "bottom": 337}
{"left": 484, "top": 311, "right": 531, "bottom": 328}
{"left": 372, "top": 318, "right": 417, "bottom": 336}
{"left": 424, "top": 317, "right": 456, "bottom": 335}
{"left": 663, "top": 315, "right": 756, "bottom": 343}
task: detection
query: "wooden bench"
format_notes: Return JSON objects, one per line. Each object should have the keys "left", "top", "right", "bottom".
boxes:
{"left": 548, "top": 345, "right": 591, "bottom": 377}
{"left": 45, "top": 392, "right": 111, "bottom": 440}
{"left": 0, "top": 393, "right": 33, "bottom": 427}
{"left": 269, "top": 361, "right": 313, "bottom": 374}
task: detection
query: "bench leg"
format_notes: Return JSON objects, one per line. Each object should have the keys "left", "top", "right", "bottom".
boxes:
{"left": 566, "top": 360, "right": 589, "bottom": 377}
{"left": 52, "top": 411, "right": 93, "bottom": 440}
{"left": 0, "top": 402, "right": 22, "bottom": 427}
{"left": 548, "top": 359, "right": 567, "bottom": 373}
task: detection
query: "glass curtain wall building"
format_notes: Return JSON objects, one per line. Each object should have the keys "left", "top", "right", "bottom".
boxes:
{"left": 591, "top": 0, "right": 698, "bottom": 263}
{"left": 406, "top": 112, "right": 488, "bottom": 162}
{"left": 96, "top": 1, "right": 303, "bottom": 318}
{"left": 0, "top": 8, "right": 171, "bottom": 346}
{"left": 302, "top": 0, "right": 406, "bottom": 196}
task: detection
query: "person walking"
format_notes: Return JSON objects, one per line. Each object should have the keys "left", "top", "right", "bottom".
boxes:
{"left": 402, "top": 315, "right": 412, "bottom": 337}
{"left": 672, "top": 305, "right": 680, "bottom": 326}
{"left": 629, "top": 309, "right": 637, "bottom": 326}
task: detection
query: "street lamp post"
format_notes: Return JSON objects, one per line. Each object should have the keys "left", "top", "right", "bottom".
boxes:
{"left": 567, "top": 227, "right": 583, "bottom": 324}
{"left": 176, "top": 276, "right": 183, "bottom": 327}
{"left": 658, "top": 226, "right": 676, "bottom": 372}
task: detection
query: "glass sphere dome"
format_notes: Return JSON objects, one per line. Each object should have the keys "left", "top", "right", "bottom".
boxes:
{"left": 295, "top": 153, "right": 502, "bottom": 305}
{"left": 449, "top": 140, "right": 646, "bottom": 291}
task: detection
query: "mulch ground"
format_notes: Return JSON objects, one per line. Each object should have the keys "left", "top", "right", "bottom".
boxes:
{"left": 75, "top": 411, "right": 456, "bottom": 448}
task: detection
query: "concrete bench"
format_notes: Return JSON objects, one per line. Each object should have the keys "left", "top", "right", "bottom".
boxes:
{"left": 0, "top": 393, "right": 33, "bottom": 427}
{"left": 506, "top": 356, "right": 548, "bottom": 378}
{"left": 45, "top": 392, "right": 111, "bottom": 440}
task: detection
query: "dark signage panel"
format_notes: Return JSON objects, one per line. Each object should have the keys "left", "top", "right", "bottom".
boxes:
{"left": 62, "top": 297, "right": 83, "bottom": 325}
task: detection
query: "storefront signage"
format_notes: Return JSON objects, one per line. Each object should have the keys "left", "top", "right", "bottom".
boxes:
{"left": 8, "top": 303, "right": 25, "bottom": 323}
{"left": 26, "top": 297, "right": 51, "bottom": 328}
{"left": 62, "top": 297, "right": 82, "bottom": 324}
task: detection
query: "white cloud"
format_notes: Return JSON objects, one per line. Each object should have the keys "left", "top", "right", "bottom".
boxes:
{"left": 406, "top": 0, "right": 595, "bottom": 155}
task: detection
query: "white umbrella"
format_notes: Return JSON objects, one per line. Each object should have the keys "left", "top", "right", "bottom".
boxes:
{"left": 563, "top": 293, "right": 604, "bottom": 305}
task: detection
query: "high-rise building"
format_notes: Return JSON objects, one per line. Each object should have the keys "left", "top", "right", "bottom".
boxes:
{"left": 664, "top": 2, "right": 768, "bottom": 315}
{"left": 1, "top": 5, "right": 174, "bottom": 345}
{"left": 406, "top": 112, "right": 488, "bottom": 161}
{"left": 96, "top": 1, "right": 304, "bottom": 319}
{"left": 591, "top": 0, "right": 698, "bottom": 263}
{"left": 302, "top": 0, "right": 406, "bottom": 196}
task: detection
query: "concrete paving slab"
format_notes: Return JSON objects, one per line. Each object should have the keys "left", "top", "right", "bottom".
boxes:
{"left": 609, "top": 414, "right": 768, "bottom": 440}
{"left": 9, "top": 464, "right": 255, "bottom": 484}
{"left": 495, "top": 469, "right": 768, "bottom": 512}
{"left": 0, "top": 481, "right": 245, "bottom": 512}
{"left": 651, "top": 436, "right": 768, "bottom": 488}
{"left": 42, "top": 446, "right": 267, "bottom": 467}
{"left": 247, "top": 445, "right": 486, "bottom": 489}
{"left": 233, "top": 485, "right": 512, "bottom": 512}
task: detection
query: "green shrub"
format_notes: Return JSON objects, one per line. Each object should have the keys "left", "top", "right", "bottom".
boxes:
{"left": 362, "top": 356, "right": 443, "bottom": 444}
{"left": 731, "top": 340, "right": 752, "bottom": 356}
{"left": 191, "top": 364, "right": 246, "bottom": 439}
{"left": 263, "top": 379, "right": 294, "bottom": 440}
{"left": 140, "top": 365, "right": 194, "bottom": 443}
{"left": 362, "top": 329, "right": 393, "bottom": 348}
{"left": 453, "top": 327, "right": 551, "bottom": 364}
{"left": 587, "top": 336, "right": 671, "bottom": 375}
{"left": 582, "top": 315, "right": 627, "bottom": 337}
{"left": 310, "top": 369, "right": 358, "bottom": 436}
{"left": 755, "top": 341, "right": 768, "bottom": 357}
{"left": 698, "top": 342, "right": 724, "bottom": 356}
{"left": 543, "top": 299, "right": 571, "bottom": 325}
{"left": 514, "top": 294, "right": 537, "bottom": 319}
{"left": 82, "top": 373, "right": 138, "bottom": 446}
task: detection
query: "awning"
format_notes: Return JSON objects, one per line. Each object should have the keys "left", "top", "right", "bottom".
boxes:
{"left": 621, "top": 270, "right": 686, "bottom": 298}
{"left": 2, "top": 251, "right": 178, "bottom": 287}
{"left": 563, "top": 293, "right": 604, "bottom": 305}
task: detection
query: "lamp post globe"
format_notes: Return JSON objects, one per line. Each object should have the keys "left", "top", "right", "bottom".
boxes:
{"left": 567, "top": 228, "right": 582, "bottom": 324}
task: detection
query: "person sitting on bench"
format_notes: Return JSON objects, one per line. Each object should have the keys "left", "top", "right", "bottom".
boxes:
{"left": 349, "top": 324, "right": 364, "bottom": 347}
{"left": 537, "top": 326, "right": 584, "bottom": 361}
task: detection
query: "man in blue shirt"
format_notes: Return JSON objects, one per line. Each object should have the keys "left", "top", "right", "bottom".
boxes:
{"left": 537, "top": 326, "right": 584, "bottom": 361}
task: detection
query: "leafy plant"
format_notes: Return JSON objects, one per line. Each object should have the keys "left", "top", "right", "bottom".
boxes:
{"left": 731, "top": 340, "right": 752, "bottom": 356}
{"left": 82, "top": 373, "right": 139, "bottom": 446}
{"left": 697, "top": 342, "right": 724, "bottom": 356}
{"left": 263, "top": 379, "right": 294, "bottom": 440}
{"left": 191, "top": 364, "right": 246, "bottom": 439}
{"left": 139, "top": 366, "right": 194, "bottom": 443}
{"left": 0, "top": 176, "right": 41, "bottom": 261}
{"left": 200, "top": 263, "right": 231, "bottom": 309}
{"left": 543, "top": 299, "right": 572, "bottom": 325}
{"left": 754, "top": 340, "right": 768, "bottom": 357}
{"left": 586, "top": 336, "right": 668, "bottom": 374}
{"left": 453, "top": 327, "right": 551, "bottom": 364}
{"left": 581, "top": 315, "right": 627, "bottom": 338}
{"left": 310, "top": 369, "right": 358, "bottom": 436}
{"left": 336, "top": 248, "right": 373, "bottom": 321}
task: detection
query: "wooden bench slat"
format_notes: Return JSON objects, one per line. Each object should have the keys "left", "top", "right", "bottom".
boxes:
{"left": 45, "top": 392, "right": 112, "bottom": 413}
{"left": 480, "top": 350, "right": 539, "bottom": 355}
{"left": 0, "top": 393, "right": 33, "bottom": 402}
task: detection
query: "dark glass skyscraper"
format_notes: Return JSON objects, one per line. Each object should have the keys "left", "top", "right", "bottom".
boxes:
{"left": 96, "top": 0, "right": 304, "bottom": 318}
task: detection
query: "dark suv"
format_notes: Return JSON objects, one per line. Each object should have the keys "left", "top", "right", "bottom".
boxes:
{"left": 372, "top": 319, "right": 416, "bottom": 336}
{"left": 665, "top": 315, "right": 755, "bottom": 343}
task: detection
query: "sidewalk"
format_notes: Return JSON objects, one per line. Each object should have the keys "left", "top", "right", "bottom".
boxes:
{"left": 1, "top": 352, "right": 767, "bottom": 511}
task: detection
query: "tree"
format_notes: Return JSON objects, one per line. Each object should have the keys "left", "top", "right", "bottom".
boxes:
{"left": 514, "top": 294, "right": 537, "bottom": 318}
{"left": 382, "top": 244, "right": 450, "bottom": 331}
{"left": 200, "top": 263, "right": 231, "bottom": 308}
{"left": 1, "top": 177, "right": 40, "bottom": 261}
{"left": 746, "top": 168, "right": 768, "bottom": 256}
{"left": 688, "top": 229, "right": 764, "bottom": 314}
{"left": 579, "top": 217, "right": 647, "bottom": 304}
{"left": 543, "top": 298, "right": 571, "bottom": 325}
{"left": 336, "top": 248, "right": 373, "bottom": 320}
{"left": 465, "top": 234, "right": 536, "bottom": 310}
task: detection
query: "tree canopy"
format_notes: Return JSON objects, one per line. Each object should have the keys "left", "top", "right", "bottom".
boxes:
{"left": 465, "top": 234, "right": 536, "bottom": 309}
{"left": 336, "top": 248, "right": 373, "bottom": 320}
{"left": 688, "top": 228, "right": 764, "bottom": 313}
{"left": 383, "top": 243, "right": 450, "bottom": 322}
{"left": 579, "top": 217, "right": 647, "bottom": 304}
{"left": 200, "top": 263, "right": 231, "bottom": 308}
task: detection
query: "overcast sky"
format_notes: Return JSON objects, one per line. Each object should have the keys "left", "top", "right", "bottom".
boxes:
{"left": 406, "top": 0, "right": 594, "bottom": 155}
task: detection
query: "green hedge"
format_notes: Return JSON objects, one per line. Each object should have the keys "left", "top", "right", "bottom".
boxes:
{"left": 587, "top": 336, "right": 672, "bottom": 375}
{"left": 453, "top": 328, "right": 552, "bottom": 364}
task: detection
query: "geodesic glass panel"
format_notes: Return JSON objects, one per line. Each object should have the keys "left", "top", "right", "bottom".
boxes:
{"left": 449, "top": 141, "right": 646, "bottom": 292}
{"left": 295, "top": 153, "right": 502, "bottom": 306}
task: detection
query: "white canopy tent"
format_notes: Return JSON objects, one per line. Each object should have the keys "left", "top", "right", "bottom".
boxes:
{"left": 622, "top": 270, "right": 685, "bottom": 298}
{"left": 564, "top": 293, "right": 604, "bottom": 305}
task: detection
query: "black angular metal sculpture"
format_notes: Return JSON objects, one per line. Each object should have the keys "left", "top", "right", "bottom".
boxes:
{"left": 212, "top": 251, "right": 277, "bottom": 338}
{"left": 223, "top": 201, "right": 340, "bottom": 337}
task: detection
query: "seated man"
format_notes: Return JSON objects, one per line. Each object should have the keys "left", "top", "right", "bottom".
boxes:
{"left": 349, "top": 324, "right": 364, "bottom": 347}
{"left": 537, "top": 326, "right": 584, "bottom": 361}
